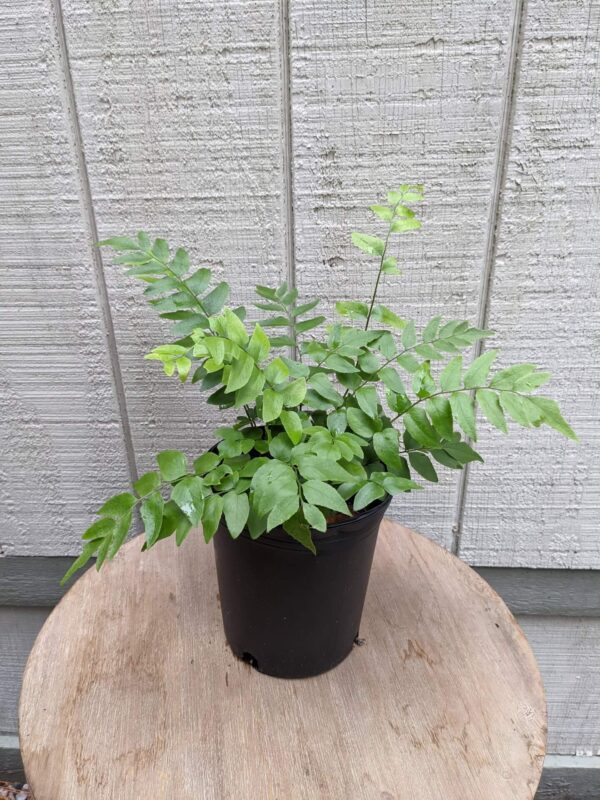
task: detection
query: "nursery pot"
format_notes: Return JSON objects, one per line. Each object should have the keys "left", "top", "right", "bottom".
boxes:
{"left": 213, "top": 494, "right": 391, "bottom": 679}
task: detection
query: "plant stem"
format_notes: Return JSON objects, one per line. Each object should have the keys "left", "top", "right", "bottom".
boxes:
{"left": 391, "top": 386, "right": 525, "bottom": 423}
{"left": 364, "top": 202, "right": 400, "bottom": 330}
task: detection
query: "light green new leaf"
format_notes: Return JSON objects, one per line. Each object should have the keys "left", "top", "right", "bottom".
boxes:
{"left": 223, "top": 491, "right": 250, "bottom": 538}
{"left": 336, "top": 301, "right": 369, "bottom": 320}
{"left": 351, "top": 232, "right": 386, "bottom": 256}
{"left": 247, "top": 324, "right": 270, "bottom": 362}
{"left": 98, "top": 236, "right": 139, "bottom": 251}
{"left": 156, "top": 450, "right": 188, "bottom": 481}
{"left": 141, "top": 491, "right": 164, "bottom": 547}
{"left": 280, "top": 378, "right": 307, "bottom": 407}
{"left": 529, "top": 396, "right": 577, "bottom": 440}
{"left": 280, "top": 410, "right": 304, "bottom": 445}
{"left": 262, "top": 388, "right": 284, "bottom": 422}
{"left": 265, "top": 357, "right": 289, "bottom": 385}
{"left": 372, "top": 305, "right": 405, "bottom": 330}
{"left": 476, "top": 388, "right": 507, "bottom": 433}
{"left": 302, "top": 480, "right": 350, "bottom": 515}
{"left": 370, "top": 204, "right": 394, "bottom": 221}
{"left": 225, "top": 351, "right": 254, "bottom": 393}
{"left": 440, "top": 356, "right": 462, "bottom": 391}
{"left": 463, "top": 350, "right": 498, "bottom": 389}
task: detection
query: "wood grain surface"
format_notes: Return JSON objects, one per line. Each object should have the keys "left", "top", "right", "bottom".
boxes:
{"left": 20, "top": 519, "right": 546, "bottom": 799}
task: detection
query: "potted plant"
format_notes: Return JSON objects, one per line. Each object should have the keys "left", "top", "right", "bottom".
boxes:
{"left": 63, "top": 185, "right": 576, "bottom": 678}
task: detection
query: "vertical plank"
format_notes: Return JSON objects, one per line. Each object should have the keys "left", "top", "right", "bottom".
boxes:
{"left": 60, "top": 0, "right": 288, "bottom": 473}
{"left": 459, "top": 0, "right": 600, "bottom": 567}
{"left": 288, "top": 0, "right": 517, "bottom": 546}
{"left": 0, "top": 2, "right": 130, "bottom": 555}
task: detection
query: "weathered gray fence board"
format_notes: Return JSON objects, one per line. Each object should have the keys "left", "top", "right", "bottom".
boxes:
{"left": 0, "top": 2, "right": 130, "bottom": 556}
{"left": 1, "top": 607, "right": 597, "bottom": 763}
{"left": 0, "top": 607, "right": 49, "bottom": 733}
{"left": 60, "top": 0, "right": 288, "bottom": 475}
{"left": 520, "top": 616, "right": 600, "bottom": 756}
{"left": 459, "top": 0, "right": 600, "bottom": 568}
{"left": 288, "top": 0, "right": 518, "bottom": 547}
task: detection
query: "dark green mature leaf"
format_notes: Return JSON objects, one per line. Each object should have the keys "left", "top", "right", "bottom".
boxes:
{"left": 302, "top": 503, "right": 327, "bottom": 532}
{"left": 308, "top": 373, "right": 343, "bottom": 406}
{"left": 108, "top": 511, "right": 133, "bottom": 558}
{"left": 280, "top": 410, "right": 304, "bottom": 445}
{"left": 202, "top": 494, "right": 224, "bottom": 543}
{"left": 283, "top": 515, "right": 315, "bottom": 554}
{"left": 426, "top": 396, "right": 453, "bottom": 438}
{"left": 373, "top": 428, "right": 405, "bottom": 473}
{"left": 98, "top": 492, "right": 136, "bottom": 517}
{"left": 193, "top": 452, "right": 222, "bottom": 475}
{"left": 302, "top": 480, "right": 350, "bottom": 515}
{"left": 409, "top": 452, "right": 438, "bottom": 482}
{"left": 141, "top": 491, "right": 164, "bottom": 547}
{"left": 404, "top": 407, "right": 440, "bottom": 448}
{"left": 171, "top": 476, "right": 204, "bottom": 525}
{"left": 82, "top": 517, "right": 115, "bottom": 541}
{"left": 295, "top": 455, "right": 354, "bottom": 483}
{"left": 443, "top": 442, "right": 483, "bottom": 464}
{"left": 61, "top": 539, "right": 103, "bottom": 585}
{"left": 223, "top": 491, "right": 250, "bottom": 538}
{"left": 156, "top": 450, "right": 188, "bottom": 481}
{"left": 382, "top": 475, "right": 422, "bottom": 493}
{"left": 347, "top": 407, "right": 381, "bottom": 438}
{"left": 267, "top": 494, "right": 300, "bottom": 531}
{"left": 202, "top": 282, "right": 229, "bottom": 315}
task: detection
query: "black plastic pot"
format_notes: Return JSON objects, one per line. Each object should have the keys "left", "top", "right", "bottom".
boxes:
{"left": 213, "top": 495, "right": 391, "bottom": 679}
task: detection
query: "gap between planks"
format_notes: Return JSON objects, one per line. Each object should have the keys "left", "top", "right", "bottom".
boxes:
{"left": 49, "top": 0, "right": 139, "bottom": 487}
{"left": 451, "top": 0, "right": 528, "bottom": 555}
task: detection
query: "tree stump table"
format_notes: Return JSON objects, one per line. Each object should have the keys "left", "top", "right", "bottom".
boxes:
{"left": 20, "top": 520, "right": 546, "bottom": 799}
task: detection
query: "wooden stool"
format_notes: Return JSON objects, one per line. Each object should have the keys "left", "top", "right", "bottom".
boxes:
{"left": 20, "top": 520, "right": 546, "bottom": 799}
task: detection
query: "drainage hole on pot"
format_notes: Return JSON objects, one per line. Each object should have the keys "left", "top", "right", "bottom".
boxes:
{"left": 241, "top": 651, "right": 259, "bottom": 670}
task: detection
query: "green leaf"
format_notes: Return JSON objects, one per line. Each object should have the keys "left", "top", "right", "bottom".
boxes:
{"left": 171, "top": 476, "right": 204, "bottom": 525}
{"left": 371, "top": 305, "right": 405, "bottom": 330}
{"left": 408, "top": 452, "right": 438, "bottom": 482}
{"left": 327, "top": 410, "right": 347, "bottom": 434}
{"left": 234, "top": 367, "right": 265, "bottom": 406}
{"left": 382, "top": 256, "right": 400, "bottom": 275}
{"left": 370, "top": 204, "right": 394, "bottom": 221}
{"left": 202, "top": 282, "right": 229, "bottom": 315}
{"left": 82, "top": 517, "right": 115, "bottom": 541}
{"left": 443, "top": 442, "right": 483, "bottom": 464}
{"left": 347, "top": 407, "right": 380, "bottom": 438}
{"left": 202, "top": 494, "right": 224, "bottom": 543}
{"left": 402, "top": 321, "right": 416, "bottom": 349}
{"left": 152, "top": 238, "right": 169, "bottom": 261}
{"left": 262, "top": 387, "right": 284, "bottom": 422}
{"left": 156, "top": 450, "right": 188, "bottom": 481}
{"left": 449, "top": 393, "right": 477, "bottom": 440}
{"left": 255, "top": 285, "right": 278, "bottom": 301}
{"left": 426, "top": 396, "right": 453, "bottom": 439}
{"left": 440, "top": 356, "right": 462, "bottom": 391}
{"left": 390, "top": 218, "right": 421, "bottom": 233}
{"left": 295, "top": 455, "right": 354, "bottom": 483}
{"left": 280, "top": 410, "right": 304, "bottom": 445}
{"left": 476, "top": 388, "right": 507, "bottom": 433}
{"left": 97, "top": 492, "right": 136, "bottom": 518}
{"left": 133, "top": 471, "right": 161, "bottom": 497}
{"left": 422, "top": 316, "right": 441, "bottom": 343}
{"left": 308, "top": 373, "right": 343, "bottom": 406}
{"left": 176, "top": 356, "right": 192, "bottom": 382}
{"left": 170, "top": 247, "right": 189, "bottom": 277}
{"left": 61, "top": 539, "right": 103, "bottom": 585}
{"left": 251, "top": 460, "right": 297, "bottom": 517}
{"left": 283, "top": 515, "right": 315, "bottom": 554}
{"left": 280, "top": 378, "right": 307, "bottom": 407}
{"left": 356, "top": 386, "right": 379, "bottom": 419}
{"left": 108, "top": 511, "right": 133, "bottom": 558}
{"left": 351, "top": 232, "right": 385, "bottom": 256}
{"left": 223, "top": 491, "right": 250, "bottom": 538}
{"left": 185, "top": 268, "right": 212, "bottom": 295}
{"left": 302, "top": 480, "right": 350, "bottom": 515}
{"left": 268, "top": 432, "right": 293, "bottom": 462}
{"left": 98, "top": 236, "right": 140, "bottom": 251}
{"left": 529, "top": 396, "right": 577, "bottom": 441}
{"left": 293, "top": 299, "right": 320, "bottom": 317}
{"left": 382, "top": 475, "right": 422, "bottom": 494}
{"left": 490, "top": 364, "right": 536, "bottom": 390}
{"left": 193, "top": 452, "right": 222, "bottom": 475}
{"left": 373, "top": 428, "right": 405, "bottom": 473}
{"left": 267, "top": 493, "right": 300, "bottom": 531}
{"left": 324, "top": 354, "right": 359, "bottom": 373}
{"left": 296, "top": 316, "right": 326, "bottom": 334}
{"left": 497, "top": 392, "right": 531, "bottom": 428}
{"left": 225, "top": 351, "right": 254, "bottom": 393}
{"left": 404, "top": 407, "right": 440, "bottom": 448}
{"left": 175, "top": 517, "right": 192, "bottom": 546}
{"left": 396, "top": 353, "right": 420, "bottom": 373}
{"left": 265, "top": 357, "right": 289, "bottom": 385}
{"left": 354, "top": 481, "right": 386, "bottom": 511}
{"left": 463, "top": 350, "right": 498, "bottom": 389}
{"left": 247, "top": 324, "right": 270, "bottom": 362}
{"left": 302, "top": 503, "right": 327, "bottom": 532}
{"left": 141, "top": 491, "right": 165, "bottom": 547}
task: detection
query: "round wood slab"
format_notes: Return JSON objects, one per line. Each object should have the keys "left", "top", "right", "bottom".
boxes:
{"left": 20, "top": 520, "right": 546, "bottom": 799}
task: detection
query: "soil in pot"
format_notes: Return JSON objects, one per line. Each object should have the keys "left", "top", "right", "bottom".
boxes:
{"left": 213, "top": 494, "right": 391, "bottom": 679}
